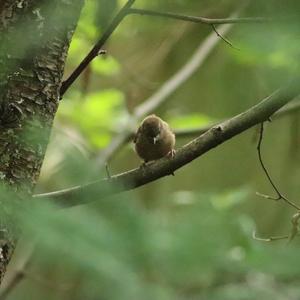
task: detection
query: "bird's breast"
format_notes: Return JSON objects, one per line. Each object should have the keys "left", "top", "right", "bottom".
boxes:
{"left": 135, "top": 135, "right": 172, "bottom": 162}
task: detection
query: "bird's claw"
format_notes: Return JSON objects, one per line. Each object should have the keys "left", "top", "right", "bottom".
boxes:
{"left": 167, "top": 149, "right": 176, "bottom": 176}
{"left": 167, "top": 149, "right": 176, "bottom": 158}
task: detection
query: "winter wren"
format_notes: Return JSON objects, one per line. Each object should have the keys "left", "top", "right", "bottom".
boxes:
{"left": 133, "top": 114, "right": 176, "bottom": 163}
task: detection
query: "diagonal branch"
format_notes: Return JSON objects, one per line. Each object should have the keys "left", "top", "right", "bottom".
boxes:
{"left": 34, "top": 79, "right": 300, "bottom": 208}
{"left": 170, "top": 98, "right": 300, "bottom": 139}
{"left": 60, "top": 0, "right": 135, "bottom": 97}
{"left": 121, "top": 99, "right": 300, "bottom": 143}
{"left": 95, "top": 21, "right": 236, "bottom": 166}
{"left": 127, "top": 8, "right": 286, "bottom": 25}
{"left": 60, "top": 2, "right": 292, "bottom": 98}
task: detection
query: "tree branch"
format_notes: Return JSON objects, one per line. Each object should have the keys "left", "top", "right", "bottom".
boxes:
{"left": 256, "top": 122, "right": 300, "bottom": 210}
{"left": 59, "top": 0, "right": 135, "bottom": 97}
{"left": 60, "top": 2, "right": 256, "bottom": 99}
{"left": 127, "top": 8, "right": 282, "bottom": 25}
{"left": 211, "top": 24, "right": 239, "bottom": 50}
{"left": 252, "top": 231, "right": 296, "bottom": 242}
{"left": 95, "top": 20, "right": 236, "bottom": 166}
{"left": 172, "top": 99, "right": 300, "bottom": 139}
{"left": 252, "top": 211, "right": 300, "bottom": 244}
{"left": 34, "top": 79, "right": 300, "bottom": 207}
{"left": 60, "top": 2, "right": 291, "bottom": 98}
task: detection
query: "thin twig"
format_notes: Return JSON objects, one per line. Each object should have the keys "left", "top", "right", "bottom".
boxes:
{"left": 256, "top": 123, "right": 282, "bottom": 200}
{"left": 288, "top": 211, "right": 300, "bottom": 243}
{"left": 59, "top": 0, "right": 135, "bottom": 97}
{"left": 33, "top": 79, "right": 300, "bottom": 207}
{"left": 256, "top": 123, "right": 300, "bottom": 210}
{"left": 252, "top": 230, "right": 293, "bottom": 242}
{"left": 127, "top": 8, "right": 281, "bottom": 25}
{"left": 133, "top": 20, "right": 237, "bottom": 119}
{"left": 211, "top": 24, "right": 239, "bottom": 50}
{"left": 252, "top": 211, "right": 300, "bottom": 244}
{"left": 94, "top": 20, "right": 236, "bottom": 167}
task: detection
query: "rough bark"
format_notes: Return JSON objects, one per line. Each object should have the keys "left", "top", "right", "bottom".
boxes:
{"left": 0, "top": 0, "right": 83, "bottom": 283}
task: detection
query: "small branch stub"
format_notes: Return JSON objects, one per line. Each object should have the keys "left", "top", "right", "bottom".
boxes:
{"left": 98, "top": 49, "right": 107, "bottom": 56}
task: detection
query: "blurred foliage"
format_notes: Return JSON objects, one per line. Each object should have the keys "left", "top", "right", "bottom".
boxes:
{"left": 6, "top": 176, "right": 300, "bottom": 300}
{"left": 5, "top": 0, "right": 300, "bottom": 299}
{"left": 168, "top": 114, "right": 215, "bottom": 129}
{"left": 58, "top": 89, "right": 127, "bottom": 148}
{"left": 232, "top": 24, "right": 300, "bottom": 71}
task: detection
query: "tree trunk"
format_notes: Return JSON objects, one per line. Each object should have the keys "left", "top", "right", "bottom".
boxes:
{"left": 0, "top": 0, "right": 83, "bottom": 282}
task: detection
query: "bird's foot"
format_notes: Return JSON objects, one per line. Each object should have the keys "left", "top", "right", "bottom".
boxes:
{"left": 166, "top": 149, "right": 176, "bottom": 176}
{"left": 167, "top": 149, "right": 176, "bottom": 158}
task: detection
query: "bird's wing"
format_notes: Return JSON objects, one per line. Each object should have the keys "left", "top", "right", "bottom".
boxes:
{"left": 133, "top": 126, "right": 141, "bottom": 143}
{"left": 162, "top": 120, "right": 171, "bottom": 130}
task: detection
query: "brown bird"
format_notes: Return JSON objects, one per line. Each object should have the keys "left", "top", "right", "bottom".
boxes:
{"left": 133, "top": 114, "right": 176, "bottom": 163}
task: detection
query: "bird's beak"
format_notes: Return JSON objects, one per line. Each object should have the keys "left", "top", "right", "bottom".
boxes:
{"left": 153, "top": 134, "right": 160, "bottom": 144}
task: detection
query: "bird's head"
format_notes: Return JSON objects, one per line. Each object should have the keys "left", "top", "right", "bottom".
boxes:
{"left": 141, "top": 114, "right": 162, "bottom": 144}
